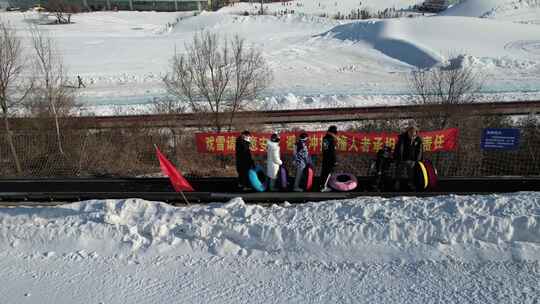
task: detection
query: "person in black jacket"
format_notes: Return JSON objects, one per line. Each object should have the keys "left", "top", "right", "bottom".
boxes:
{"left": 320, "top": 125, "right": 338, "bottom": 192}
{"left": 235, "top": 130, "right": 255, "bottom": 191}
{"left": 394, "top": 125, "right": 423, "bottom": 191}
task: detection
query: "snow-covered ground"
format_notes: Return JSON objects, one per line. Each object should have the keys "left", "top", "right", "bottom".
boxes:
{"left": 443, "top": 0, "right": 540, "bottom": 18}
{"left": 219, "top": 0, "right": 423, "bottom": 16}
{"left": 1, "top": 0, "right": 540, "bottom": 114}
{"left": 1, "top": 192, "right": 539, "bottom": 303}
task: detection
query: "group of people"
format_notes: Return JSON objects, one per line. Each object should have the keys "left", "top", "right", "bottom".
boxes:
{"left": 235, "top": 129, "right": 316, "bottom": 192}
{"left": 235, "top": 124, "right": 424, "bottom": 192}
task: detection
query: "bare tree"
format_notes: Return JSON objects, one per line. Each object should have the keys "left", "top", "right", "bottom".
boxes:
{"left": 46, "top": 0, "right": 80, "bottom": 24}
{"left": 0, "top": 21, "right": 32, "bottom": 174}
{"left": 149, "top": 96, "right": 187, "bottom": 114}
{"left": 409, "top": 60, "right": 482, "bottom": 105}
{"left": 408, "top": 56, "right": 483, "bottom": 128}
{"left": 407, "top": 56, "right": 484, "bottom": 175}
{"left": 29, "top": 26, "right": 76, "bottom": 155}
{"left": 163, "top": 31, "right": 272, "bottom": 132}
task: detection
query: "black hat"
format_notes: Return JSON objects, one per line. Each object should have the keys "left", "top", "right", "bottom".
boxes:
{"left": 270, "top": 133, "right": 280, "bottom": 143}
{"left": 241, "top": 130, "right": 251, "bottom": 136}
{"left": 299, "top": 132, "right": 308, "bottom": 141}
{"left": 328, "top": 125, "right": 338, "bottom": 134}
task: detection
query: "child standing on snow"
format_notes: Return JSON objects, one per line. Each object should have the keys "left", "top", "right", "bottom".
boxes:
{"left": 266, "top": 133, "right": 283, "bottom": 191}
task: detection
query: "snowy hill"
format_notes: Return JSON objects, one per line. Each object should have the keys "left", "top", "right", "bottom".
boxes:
{"left": 443, "top": 0, "right": 540, "bottom": 18}
{"left": 321, "top": 16, "right": 540, "bottom": 68}
{"left": 0, "top": 193, "right": 539, "bottom": 303}
{"left": 220, "top": 0, "right": 424, "bottom": 16}
{"left": 443, "top": 0, "right": 512, "bottom": 17}
{"left": 1, "top": 5, "right": 540, "bottom": 113}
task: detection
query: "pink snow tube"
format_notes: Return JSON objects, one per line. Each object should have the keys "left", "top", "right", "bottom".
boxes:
{"left": 328, "top": 173, "right": 358, "bottom": 192}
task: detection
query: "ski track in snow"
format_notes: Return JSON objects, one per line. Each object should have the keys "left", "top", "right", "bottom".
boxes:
{"left": 0, "top": 253, "right": 538, "bottom": 304}
{"left": 0, "top": 256, "right": 540, "bottom": 304}
{"left": 504, "top": 40, "right": 540, "bottom": 56}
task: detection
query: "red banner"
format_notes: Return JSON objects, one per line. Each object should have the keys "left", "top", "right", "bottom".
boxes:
{"left": 195, "top": 128, "right": 458, "bottom": 155}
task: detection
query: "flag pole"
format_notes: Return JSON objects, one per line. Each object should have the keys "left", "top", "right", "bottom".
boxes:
{"left": 179, "top": 190, "right": 191, "bottom": 206}
{"left": 154, "top": 144, "right": 191, "bottom": 206}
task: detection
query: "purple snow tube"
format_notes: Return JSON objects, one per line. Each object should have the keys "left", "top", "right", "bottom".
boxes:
{"left": 328, "top": 173, "right": 358, "bottom": 192}
{"left": 278, "top": 165, "right": 289, "bottom": 190}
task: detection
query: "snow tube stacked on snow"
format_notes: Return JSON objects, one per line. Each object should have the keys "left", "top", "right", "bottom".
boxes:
{"left": 249, "top": 165, "right": 267, "bottom": 192}
{"left": 328, "top": 173, "right": 358, "bottom": 192}
{"left": 424, "top": 160, "right": 438, "bottom": 189}
{"left": 414, "top": 160, "right": 438, "bottom": 191}
{"left": 278, "top": 165, "right": 289, "bottom": 190}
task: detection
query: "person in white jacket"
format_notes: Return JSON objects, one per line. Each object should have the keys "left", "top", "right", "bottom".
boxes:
{"left": 266, "top": 133, "right": 283, "bottom": 191}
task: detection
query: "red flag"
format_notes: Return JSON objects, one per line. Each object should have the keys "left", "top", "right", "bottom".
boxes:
{"left": 155, "top": 146, "right": 194, "bottom": 192}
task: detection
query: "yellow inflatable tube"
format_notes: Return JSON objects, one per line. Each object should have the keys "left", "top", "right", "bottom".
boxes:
{"left": 418, "top": 161, "right": 429, "bottom": 190}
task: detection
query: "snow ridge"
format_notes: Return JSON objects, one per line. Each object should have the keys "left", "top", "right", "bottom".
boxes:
{"left": 1, "top": 193, "right": 539, "bottom": 262}
{"left": 320, "top": 20, "right": 441, "bottom": 68}
{"left": 444, "top": 0, "right": 540, "bottom": 18}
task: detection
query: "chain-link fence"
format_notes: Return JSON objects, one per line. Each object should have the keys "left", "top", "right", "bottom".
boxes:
{"left": 1, "top": 113, "right": 539, "bottom": 178}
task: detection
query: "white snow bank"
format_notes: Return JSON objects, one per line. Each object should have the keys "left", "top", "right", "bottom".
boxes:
{"left": 321, "top": 16, "right": 540, "bottom": 68}
{"left": 218, "top": 0, "right": 423, "bottom": 16}
{"left": 443, "top": 0, "right": 540, "bottom": 18}
{"left": 443, "top": 0, "right": 513, "bottom": 17}
{"left": 1, "top": 193, "right": 539, "bottom": 262}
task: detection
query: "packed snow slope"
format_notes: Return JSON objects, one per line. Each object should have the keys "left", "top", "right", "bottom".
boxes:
{"left": 443, "top": 0, "right": 540, "bottom": 18}
{"left": 1, "top": 0, "right": 540, "bottom": 113}
{"left": 0, "top": 193, "right": 539, "bottom": 303}
{"left": 322, "top": 16, "right": 540, "bottom": 68}
{"left": 219, "top": 0, "right": 423, "bottom": 15}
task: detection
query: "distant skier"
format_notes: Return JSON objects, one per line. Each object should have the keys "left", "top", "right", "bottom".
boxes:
{"left": 320, "top": 125, "right": 338, "bottom": 192}
{"left": 394, "top": 124, "right": 423, "bottom": 191}
{"left": 235, "top": 130, "right": 255, "bottom": 191}
{"left": 293, "top": 132, "right": 311, "bottom": 192}
{"left": 266, "top": 133, "right": 283, "bottom": 191}
{"left": 77, "top": 75, "right": 86, "bottom": 88}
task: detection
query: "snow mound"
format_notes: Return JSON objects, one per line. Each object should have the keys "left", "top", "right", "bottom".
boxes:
{"left": 443, "top": 0, "right": 540, "bottom": 18}
{"left": 321, "top": 16, "right": 540, "bottom": 67}
{"left": 171, "top": 12, "right": 339, "bottom": 34}
{"left": 320, "top": 20, "right": 441, "bottom": 68}
{"left": 443, "top": 0, "right": 511, "bottom": 17}
{"left": 1, "top": 193, "right": 539, "bottom": 262}
{"left": 218, "top": 0, "right": 424, "bottom": 16}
